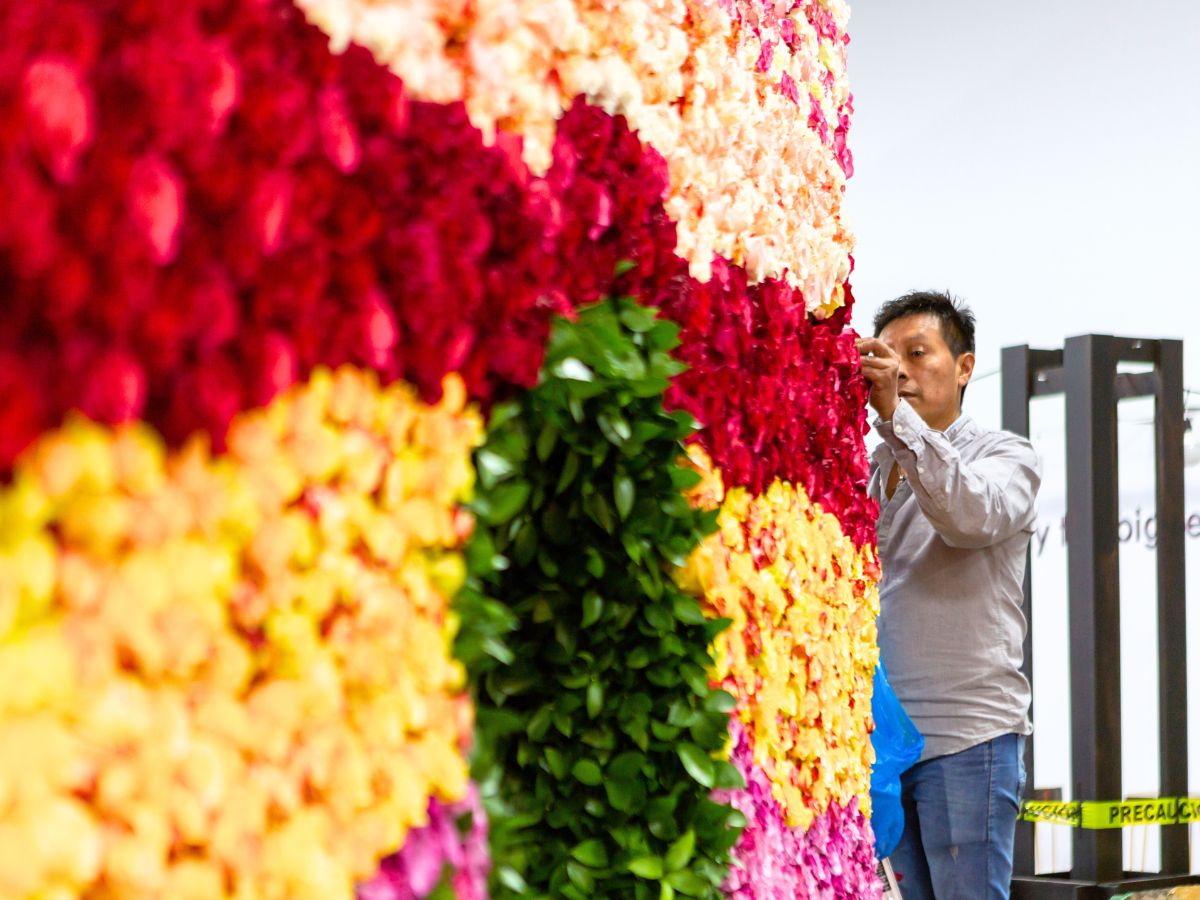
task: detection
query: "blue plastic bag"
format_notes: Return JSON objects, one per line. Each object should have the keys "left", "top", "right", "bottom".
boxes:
{"left": 869, "top": 662, "right": 924, "bottom": 859}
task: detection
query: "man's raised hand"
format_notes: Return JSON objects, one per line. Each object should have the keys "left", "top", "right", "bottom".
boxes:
{"left": 856, "top": 337, "right": 901, "bottom": 421}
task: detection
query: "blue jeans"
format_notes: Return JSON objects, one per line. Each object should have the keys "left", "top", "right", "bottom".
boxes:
{"left": 889, "top": 733, "right": 1026, "bottom": 900}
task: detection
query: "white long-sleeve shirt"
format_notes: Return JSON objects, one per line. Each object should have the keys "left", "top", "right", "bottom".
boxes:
{"left": 869, "top": 400, "right": 1042, "bottom": 761}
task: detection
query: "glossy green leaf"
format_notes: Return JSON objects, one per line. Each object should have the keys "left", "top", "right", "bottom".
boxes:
{"left": 496, "top": 866, "right": 528, "bottom": 893}
{"left": 572, "top": 758, "right": 603, "bottom": 786}
{"left": 536, "top": 422, "right": 559, "bottom": 461}
{"left": 626, "top": 646, "right": 652, "bottom": 668}
{"left": 644, "top": 603, "right": 673, "bottom": 632}
{"left": 605, "top": 776, "right": 646, "bottom": 814}
{"left": 571, "top": 839, "right": 609, "bottom": 868}
{"left": 585, "top": 546, "right": 606, "bottom": 577}
{"left": 586, "top": 681, "right": 604, "bottom": 719}
{"left": 671, "top": 593, "right": 707, "bottom": 625}
{"left": 556, "top": 452, "right": 581, "bottom": 494}
{"left": 475, "top": 447, "right": 517, "bottom": 488}
{"left": 553, "top": 356, "right": 595, "bottom": 381}
{"left": 513, "top": 521, "right": 538, "bottom": 565}
{"left": 581, "top": 591, "right": 604, "bottom": 628}
{"left": 702, "top": 689, "right": 737, "bottom": 713}
{"left": 711, "top": 760, "right": 745, "bottom": 791}
{"left": 621, "top": 530, "right": 643, "bottom": 563}
{"left": 526, "top": 705, "right": 554, "bottom": 741}
{"left": 481, "top": 480, "right": 530, "bottom": 524}
{"left": 588, "top": 493, "right": 616, "bottom": 534}
{"left": 664, "top": 829, "right": 696, "bottom": 872}
{"left": 677, "top": 743, "right": 714, "bottom": 789}
{"left": 665, "top": 870, "right": 711, "bottom": 896}
{"left": 627, "top": 856, "right": 663, "bottom": 880}
{"left": 614, "top": 472, "right": 635, "bottom": 519}
{"left": 668, "top": 466, "right": 703, "bottom": 490}
{"left": 544, "top": 746, "right": 568, "bottom": 780}
{"left": 566, "top": 861, "right": 595, "bottom": 892}
{"left": 607, "top": 751, "right": 645, "bottom": 781}
{"left": 597, "top": 411, "right": 633, "bottom": 445}
{"left": 618, "top": 303, "right": 658, "bottom": 333}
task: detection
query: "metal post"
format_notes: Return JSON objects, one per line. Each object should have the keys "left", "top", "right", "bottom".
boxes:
{"left": 1155, "top": 340, "right": 1188, "bottom": 873}
{"left": 1002, "top": 344, "right": 1037, "bottom": 877}
{"left": 1006, "top": 336, "right": 1194, "bottom": 897}
{"left": 1063, "top": 335, "right": 1123, "bottom": 882}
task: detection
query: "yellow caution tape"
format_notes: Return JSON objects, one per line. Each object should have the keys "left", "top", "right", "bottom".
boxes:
{"left": 1178, "top": 797, "right": 1200, "bottom": 823}
{"left": 1021, "top": 801, "right": 1080, "bottom": 826}
{"left": 1022, "top": 798, "right": 1200, "bottom": 828}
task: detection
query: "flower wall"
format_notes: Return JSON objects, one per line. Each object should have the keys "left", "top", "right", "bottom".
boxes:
{"left": 0, "top": 0, "right": 879, "bottom": 897}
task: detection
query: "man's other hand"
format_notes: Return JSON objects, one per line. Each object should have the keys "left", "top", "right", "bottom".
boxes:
{"left": 856, "top": 337, "right": 900, "bottom": 421}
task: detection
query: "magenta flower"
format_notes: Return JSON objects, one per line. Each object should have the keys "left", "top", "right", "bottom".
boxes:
{"left": 717, "top": 721, "right": 883, "bottom": 899}
{"left": 359, "top": 785, "right": 489, "bottom": 900}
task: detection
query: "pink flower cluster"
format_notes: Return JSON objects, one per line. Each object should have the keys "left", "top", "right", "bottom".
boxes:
{"left": 718, "top": 721, "right": 883, "bottom": 899}
{"left": 358, "top": 787, "right": 489, "bottom": 900}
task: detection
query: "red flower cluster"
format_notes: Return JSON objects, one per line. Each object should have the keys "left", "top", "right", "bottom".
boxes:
{"left": 544, "top": 102, "right": 876, "bottom": 546}
{"left": 661, "top": 267, "right": 877, "bottom": 547}
{"left": 0, "top": 0, "right": 566, "bottom": 465}
{"left": 0, "top": 0, "right": 872, "bottom": 543}
{"left": 541, "top": 100, "right": 681, "bottom": 307}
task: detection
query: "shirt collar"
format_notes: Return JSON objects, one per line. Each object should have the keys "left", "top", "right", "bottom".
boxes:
{"left": 943, "top": 412, "right": 977, "bottom": 442}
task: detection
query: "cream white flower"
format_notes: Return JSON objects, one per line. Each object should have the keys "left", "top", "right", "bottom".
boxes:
{"left": 296, "top": 0, "right": 856, "bottom": 310}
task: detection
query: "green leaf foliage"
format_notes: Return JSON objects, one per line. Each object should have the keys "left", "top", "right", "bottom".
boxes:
{"left": 457, "top": 297, "right": 741, "bottom": 898}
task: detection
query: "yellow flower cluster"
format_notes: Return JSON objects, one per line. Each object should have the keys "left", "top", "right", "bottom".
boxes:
{"left": 295, "top": 0, "right": 854, "bottom": 312}
{"left": 0, "top": 367, "right": 481, "bottom": 899}
{"left": 677, "top": 449, "right": 879, "bottom": 829}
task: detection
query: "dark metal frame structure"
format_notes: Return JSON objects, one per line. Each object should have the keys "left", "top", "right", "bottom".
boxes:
{"left": 1001, "top": 336, "right": 1193, "bottom": 899}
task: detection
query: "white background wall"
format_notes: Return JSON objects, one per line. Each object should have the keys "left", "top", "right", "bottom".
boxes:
{"left": 844, "top": 0, "right": 1200, "bottom": 873}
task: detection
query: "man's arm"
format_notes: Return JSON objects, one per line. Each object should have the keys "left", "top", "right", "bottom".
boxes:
{"left": 877, "top": 401, "right": 1041, "bottom": 549}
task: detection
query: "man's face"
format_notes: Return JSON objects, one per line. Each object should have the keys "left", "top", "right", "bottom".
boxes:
{"left": 877, "top": 312, "right": 974, "bottom": 431}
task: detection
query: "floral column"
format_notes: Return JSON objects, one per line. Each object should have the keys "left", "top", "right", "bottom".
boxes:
{"left": 1, "top": 0, "right": 880, "bottom": 897}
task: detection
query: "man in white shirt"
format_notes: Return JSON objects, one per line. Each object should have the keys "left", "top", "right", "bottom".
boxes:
{"left": 857, "top": 291, "right": 1040, "bottom": 899}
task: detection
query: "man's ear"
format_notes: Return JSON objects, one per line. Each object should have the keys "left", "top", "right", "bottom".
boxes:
{"left": 957, "top": 351, "right": 976, "bottom": 388}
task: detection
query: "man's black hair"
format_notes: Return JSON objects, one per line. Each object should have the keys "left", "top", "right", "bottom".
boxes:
{"left": 873, "top": 290, "right": 976, "bottom": 402}
{"left": 873, "top": 290, "right": 976, "bottom": 358}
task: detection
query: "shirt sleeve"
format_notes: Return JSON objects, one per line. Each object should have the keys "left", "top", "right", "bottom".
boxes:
{"left": 874, "top": 400, "right": 1041, "bottom": 549}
